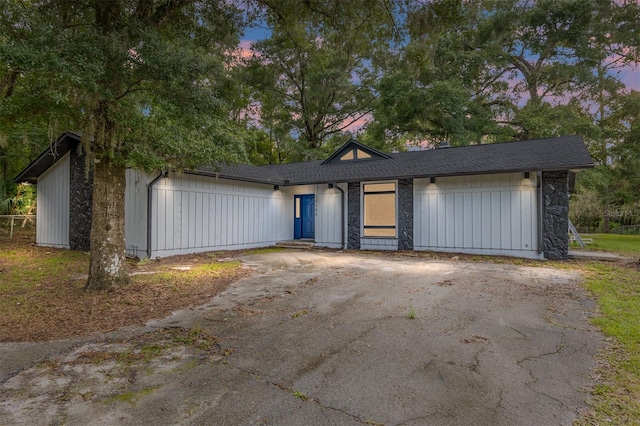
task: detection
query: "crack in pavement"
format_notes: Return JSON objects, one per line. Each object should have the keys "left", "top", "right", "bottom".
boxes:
{"left": 523, "top": 374, "right": 580, "bottom": 416}
{"left": 222, "top": 361, "right": 385, "bottom": 425}
{"left": 515, "top": 338, "right": 581, "bottom": 417}
{"left": 508, "top": 326, "right": 529, "bottom": 339}
{"left": 516, "top": 339, "right": 567, "bottom": 366}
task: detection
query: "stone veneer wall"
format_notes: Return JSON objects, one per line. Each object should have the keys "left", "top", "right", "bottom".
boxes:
{"left": 397, "top": 179, "right": 413, "bottom": 250}
{"left": 542, "top": 170, "right": 569, "bottom": 260}
{"left": 69, "top": 147, "right": 93, "bottom": 251}
{"left": 347, "top": 182, "right": 361, "bottom": 249}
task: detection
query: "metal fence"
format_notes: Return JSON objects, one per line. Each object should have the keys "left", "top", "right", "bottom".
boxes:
{"left": 0, "top": 215, "right": 36, "bottom": 239}
{"left": 611, "top": 225, "right": 640, "bottom": 235}
{"left": 575, "top": 225, "right": 640, "bottom": 235}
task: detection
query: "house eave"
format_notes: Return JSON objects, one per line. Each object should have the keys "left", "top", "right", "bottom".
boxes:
{"left": 260, "top": 164, "right": 596, "bottom": 187}
{"left": 13, "top": 132, "right": 82, "bottom": 184}
{"left": 183, "top": 169, "right": 284, "bottom": 186}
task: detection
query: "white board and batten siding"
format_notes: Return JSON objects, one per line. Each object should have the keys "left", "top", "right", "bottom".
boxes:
{"left": 315, "top": 184, "right": 345, "bottom": 249}
{"left": 287, "top": 184, "right": 345, "bottom": 249}
{"left": 124, "top": 169, "right": 152, "bottom": 257}
{"left": 36, "top": 153, "right": 70, "bottom": 248}
{"left": 149, "top": 173, "right": 291, "bottom": 258}
{"left": 414, "top": 173, "right": 542, "bottom": 259}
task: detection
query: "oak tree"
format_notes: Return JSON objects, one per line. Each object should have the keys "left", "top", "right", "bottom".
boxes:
{"left": 2, "top": 0, "right": 245, "bottom": 290}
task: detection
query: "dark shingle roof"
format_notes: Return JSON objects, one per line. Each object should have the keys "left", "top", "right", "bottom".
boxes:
{"left": 16, "top": 133, "right": 593, "bottom": 186}
{"left": 195, "top": 135, "right": 593, "bottom": 185}
{"left": 14, "top": 132, "right": 83, "bottom": 184}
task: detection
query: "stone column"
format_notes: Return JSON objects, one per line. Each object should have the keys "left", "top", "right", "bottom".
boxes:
{"left": 69, "top": 147, "right": 93, "bottom": 251}
{"left": 397, "top": 179, "right": 414, "bottom": 250}
{"left": 542, "top": 170, "right": 569, "bottom": 260}
{"left": 347, "top": 182, "right": 360, "bottom": 249}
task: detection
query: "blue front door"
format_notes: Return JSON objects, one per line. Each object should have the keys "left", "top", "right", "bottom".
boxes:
{"left": 294, "top": 194, "right": 315, "bottom": 239}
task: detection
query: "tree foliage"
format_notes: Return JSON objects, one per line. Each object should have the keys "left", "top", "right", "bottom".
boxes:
{"left": 241, "top": 0, "right": 403, "bottom": 159}
{"left": 367, "top": 0, "right": 639, "bottom": 145}
{"left": 1, "top": 0, "right": 245, "bottom": 290}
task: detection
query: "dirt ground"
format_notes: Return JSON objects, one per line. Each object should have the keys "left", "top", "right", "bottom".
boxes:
{"left": 0, "top": 249, "right": 602, "bottom": 425}
{"left": 0, "top": 238, "right": 250, "bottom": 341}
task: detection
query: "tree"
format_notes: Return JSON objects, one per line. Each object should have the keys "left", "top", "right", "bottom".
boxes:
{"left": 369, "top": 0, "right": 636, "bottom": 144}
{"left": 1, "top": 0, "right": 245, "bottom": 291}
{"left": 0, "top": 7, "right": 66, "bottom": 205}
{"left": 242, "top": 0, "right": 402, "bottom": 159}
{"left": 243, "top": 127, "right": 295, "bottom": 165}
{"left": 367, "top": 0, "right": 510, "bottom": 147}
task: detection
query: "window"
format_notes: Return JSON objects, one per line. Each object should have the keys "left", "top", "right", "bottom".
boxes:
{"left": 340, "top": 150, "right": 354, "bottom": 161}
{"left": 363, "top": 182, "right": 396, "bottom": 237}
{"left": 340, "top": 148, "right": 372, "bottom": 161}
{"left": 356, "top": 149, "right": 371, "bottom": 159}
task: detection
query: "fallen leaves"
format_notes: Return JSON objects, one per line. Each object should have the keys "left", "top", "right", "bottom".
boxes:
{"left": 0, "top": 246, "right": 249, "bottom": 342}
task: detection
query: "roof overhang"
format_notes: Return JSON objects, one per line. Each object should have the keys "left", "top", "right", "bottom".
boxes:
{"left": 14, "top": 133, "right": 595, "bottom": 187}
{"left": 13, "top": 132, "right": 82, "bottom": 184}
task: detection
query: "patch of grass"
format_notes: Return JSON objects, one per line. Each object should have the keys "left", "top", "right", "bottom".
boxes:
{"left": 244, "top": 247, "right": 285, "bottom": 255}
{"left": 575, "top": 262, "right": 640, "bottom": 425}
{"left": 293, "top": 390, "right": 308, "bottom": 401}
{"left": 407, "top": 303, "right": 417, "bottom": 320}
{"left": 105, "top": 386, "right": 157, "bottom": 405}
{"left": 0, "top": 246, "right": 87, "bottom": 294}
{"left": 290, "top": 309, "right": 308, "bottom": 318}
{"left": 165, "top": 326, "right": 219, "bottom": 351}
{"left": 190, "top": 261, "right": 242, "bottom": 274}
{"left": 571, "top": 233, "right": 640, "bottom": 256}
{"left": 136, "top": 258, "right": 152, "bottom": 266}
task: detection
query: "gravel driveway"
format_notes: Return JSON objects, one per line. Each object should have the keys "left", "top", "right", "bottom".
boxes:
{"left": 0, "top": 250, "right": 602, "bottom": 425}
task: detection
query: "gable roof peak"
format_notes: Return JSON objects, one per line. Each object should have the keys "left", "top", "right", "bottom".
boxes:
{"left": 321, "top": 139, "right": 391, "bottom": 165}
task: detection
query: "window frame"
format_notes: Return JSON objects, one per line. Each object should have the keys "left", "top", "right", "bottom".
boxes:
{"left": 361, "top": 180, "right": 398, "bottom": 238}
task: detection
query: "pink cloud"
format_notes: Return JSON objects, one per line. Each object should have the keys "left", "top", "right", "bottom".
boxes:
{"left": 225, "top": 40, "right": 257, "bottom": 68}
{"left": 615, "top": 64, "right": 639, "bottom": 92}
{"left": 341, "top": 113, "right": 372, "bottom": 132}
{"left": 237, "top": 40, "right": 255, "bottom": 59}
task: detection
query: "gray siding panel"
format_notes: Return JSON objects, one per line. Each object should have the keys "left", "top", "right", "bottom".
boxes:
{"left": 149, "top": 174, "right": 290, "bottom": 258}
{"left": 414, "top": 173, "right": 541, "bottom": 259}
{"left": 315, "top": 183, "right": 343, "bottom": 249}
{"left": 124, "top": 170, "right": 152, "bottom": 258}
{"left": 36, "top": 153, "right": 70, "bottom": 248}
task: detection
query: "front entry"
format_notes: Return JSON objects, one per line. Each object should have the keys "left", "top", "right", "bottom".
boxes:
{"left": 294, "top": 194, "right": 315, "bottom": 239}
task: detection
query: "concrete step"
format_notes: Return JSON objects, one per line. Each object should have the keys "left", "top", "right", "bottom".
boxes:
{"left": 275, "top": 240, "right": 315, "bottom": 249}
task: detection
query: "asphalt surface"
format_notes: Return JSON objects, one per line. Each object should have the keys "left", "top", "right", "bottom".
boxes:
{"left": 0, "top": 250, "right": 602, "bottom": 425}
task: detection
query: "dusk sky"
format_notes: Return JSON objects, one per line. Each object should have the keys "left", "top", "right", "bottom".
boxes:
{"left": 239, "top": 17, "right": 639, "bottom": 91}
{"left": 237, "top": 21, "right": 639, "bottom": 132}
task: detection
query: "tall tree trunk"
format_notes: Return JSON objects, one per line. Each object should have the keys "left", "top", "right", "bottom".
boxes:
{"left": 85, "top": 155, "right": 129, "bottom": 291}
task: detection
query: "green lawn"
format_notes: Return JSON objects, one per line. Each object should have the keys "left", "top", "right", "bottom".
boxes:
{"left": 572, "top": 233, "right": 640, "bottom": 256}
{"left": 575, "top": 262, "right": 640, "bottom": 424}
{"left": 569, "top": 231, "right": 640, "bottom": 424}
